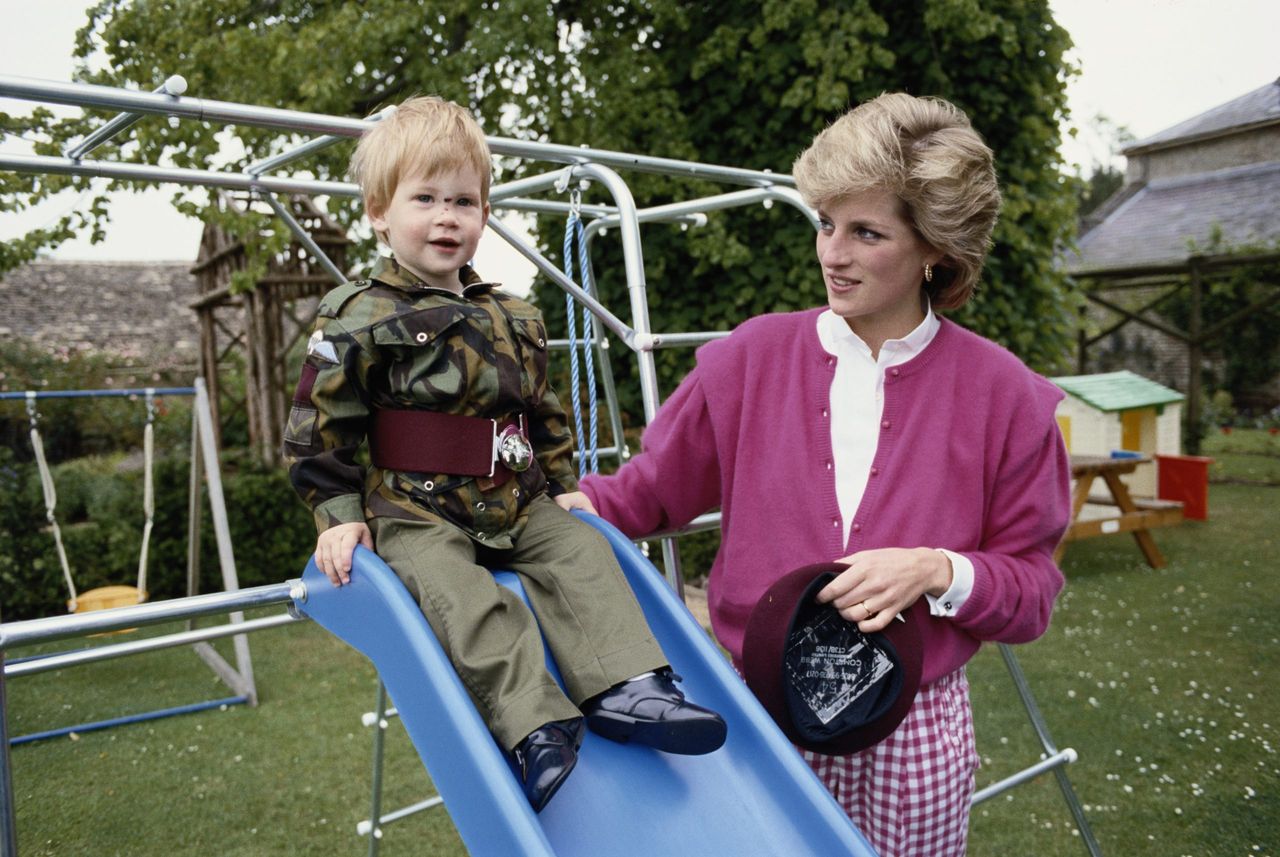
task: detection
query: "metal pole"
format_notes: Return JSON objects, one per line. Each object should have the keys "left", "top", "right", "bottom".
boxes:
{"left": 0, "top": 582, "right": 300, "bottom": 651}
{"left": 1, "top": 75, "right": 794, "bottom": 187}
{"left": 0, "top": 152, "right": 357, "bottom": 198}
{"left": 0, "top": 386, "right": 196, "bottom": 400}
{"left": 193, "top": 379, "right": 259, "bottom": 705}
{"left": 260, "top": 192, "right": 348, "bottom": 285}
{"left": 971, "top": 749, "right": 1078, "bottom": 805}
{"left": 64, "top": 75, "right": 187, "bottom": 160}
{"left": 484, "top": 216, "right": 637, "bottom": 347}
{"left": 997, "top": 644, "right": 1103, "bottom": 856}
{"left": 5, "top": 613, "right": 298, "bottom": 678}
{"left": 579, "top": 231, "right": 630, "bottom": 469}
{"left": 0, "top": 602, "right": 17, "bottom": 857}
{"left": 364, "top": 681, "right": 389, "bottom": 856}
{"left": 570, "top": 164, "right": 661, "bottom": 421}
{"left": 246, "top": 106, "right": 395, "bottom": 177}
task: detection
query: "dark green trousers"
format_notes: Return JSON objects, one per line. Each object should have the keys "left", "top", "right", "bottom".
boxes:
{"left": 372, "top": 495, "right": 668, "bottom": 750}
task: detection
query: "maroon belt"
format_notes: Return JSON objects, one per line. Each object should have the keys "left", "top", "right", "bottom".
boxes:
{"left": 369, "top": 408, "right": 531, "bottom": 485}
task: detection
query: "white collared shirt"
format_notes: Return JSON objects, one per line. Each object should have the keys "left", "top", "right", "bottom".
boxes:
{"left": 816, "top": 308, "right": 974, "bottom": 617}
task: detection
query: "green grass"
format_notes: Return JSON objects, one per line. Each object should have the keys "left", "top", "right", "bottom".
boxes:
{"left": 1202, "top": 428, "right": 1280, "bottom": 485}
{"left": 969, "top": 480, "right": 1278, "bottom": 856}
{"left": 5, "top": 476, "right": 1278, "bottom": 856}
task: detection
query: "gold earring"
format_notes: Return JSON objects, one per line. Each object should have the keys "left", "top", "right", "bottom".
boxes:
{"left": 923, "top": 262, "right": 933, "bottom": 283}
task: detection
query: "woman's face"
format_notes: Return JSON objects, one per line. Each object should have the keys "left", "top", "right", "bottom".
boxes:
{"left": 815, "top": 189, "right": 940, "bottom": 347}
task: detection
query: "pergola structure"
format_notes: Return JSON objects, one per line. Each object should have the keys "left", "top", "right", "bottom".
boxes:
{"left": 190, "top": 192, "right": 351, "bottom": 464}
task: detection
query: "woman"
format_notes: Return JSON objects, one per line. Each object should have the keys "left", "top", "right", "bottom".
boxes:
{"left": 557, "top": 92, "right": 1071, "bottom": 855}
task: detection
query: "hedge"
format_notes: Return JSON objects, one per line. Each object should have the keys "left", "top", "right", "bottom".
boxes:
{"left": 0, "top": 447, "right": 315, "bottom": 622}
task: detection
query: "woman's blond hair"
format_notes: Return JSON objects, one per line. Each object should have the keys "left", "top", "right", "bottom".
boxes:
{"left": 792, "top": 93, "right": 1001, "bottom": 309}
{"left": 349, "top": 95, "right": 492, "bottom": 239}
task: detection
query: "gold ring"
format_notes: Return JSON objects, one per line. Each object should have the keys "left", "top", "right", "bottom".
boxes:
{"left": 859, "top": 602, "right": 872, "bottom": 620}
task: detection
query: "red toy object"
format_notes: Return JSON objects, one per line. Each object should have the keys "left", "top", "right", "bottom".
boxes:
{"left": 1156, "top": 454, "right": 1214, "bottom": 521}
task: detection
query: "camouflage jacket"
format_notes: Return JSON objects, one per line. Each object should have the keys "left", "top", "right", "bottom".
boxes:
{"left": 283, "top": 256, "right": 578, "bottom": 549}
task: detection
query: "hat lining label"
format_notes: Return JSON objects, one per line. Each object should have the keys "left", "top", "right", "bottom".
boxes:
{"left": 785, "top": 609, "right": 894, "bottom": 725}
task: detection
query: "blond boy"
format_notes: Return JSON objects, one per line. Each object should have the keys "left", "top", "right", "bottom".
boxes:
{"left": 283, "top": 96, "right": 724, "bottom": 812}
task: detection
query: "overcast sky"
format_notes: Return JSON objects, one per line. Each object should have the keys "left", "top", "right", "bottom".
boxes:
{"left": 1, "top": 0, "right": 1277, "bottom": 282}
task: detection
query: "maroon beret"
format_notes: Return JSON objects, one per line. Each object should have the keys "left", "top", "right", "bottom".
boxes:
{"left": 741, "top": 562, "right": 925, "bottom": 755}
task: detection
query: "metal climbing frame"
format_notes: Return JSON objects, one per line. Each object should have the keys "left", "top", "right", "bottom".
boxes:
{"left": 0, "top": 74, "right": 1100, "bottom": 856}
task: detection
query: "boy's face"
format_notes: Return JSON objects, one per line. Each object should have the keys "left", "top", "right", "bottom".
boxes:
{"left": 369, "top": 166, "right": 489, "bottom": 292}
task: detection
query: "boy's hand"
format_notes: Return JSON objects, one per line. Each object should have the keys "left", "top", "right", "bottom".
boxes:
{"left": 314, "top": 522, "right": 373, "bottom": 586}
{"left": 554, "top": 491, "right": 598, "bottom": 515}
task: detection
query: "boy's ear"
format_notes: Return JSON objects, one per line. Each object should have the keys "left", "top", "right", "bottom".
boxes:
{"left": 367, "top": 205, "right": 388, "bottom": 234}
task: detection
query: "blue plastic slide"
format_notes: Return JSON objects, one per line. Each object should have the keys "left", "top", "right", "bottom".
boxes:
{"left": 294, "top": 513, "right": 876, "bottom": 857}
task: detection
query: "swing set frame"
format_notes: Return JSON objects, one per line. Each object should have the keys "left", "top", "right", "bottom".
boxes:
{"left": 0, "top": 73, "right": 1100, "bottom": 857}
{"left": 0, "top": 381, "right": 260, "bottom": 747}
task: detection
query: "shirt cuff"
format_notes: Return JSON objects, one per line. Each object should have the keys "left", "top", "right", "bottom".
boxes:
{"left": 926, "top": 548, "right": 975, "bottom": 617}
{"left": 314, "top": 494, "right": 366, "bottom": 533}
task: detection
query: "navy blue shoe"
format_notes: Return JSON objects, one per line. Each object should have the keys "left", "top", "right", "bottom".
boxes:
{"left": 582, "top": 670, "right": 726, "bottom": 755}
{"left": 515, "top": 717, "right": 585, "bottom": 812}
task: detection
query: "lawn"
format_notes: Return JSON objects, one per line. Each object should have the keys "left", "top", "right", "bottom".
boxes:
{"left": 4, "top": 440, "right": 1277, "bottom": 856}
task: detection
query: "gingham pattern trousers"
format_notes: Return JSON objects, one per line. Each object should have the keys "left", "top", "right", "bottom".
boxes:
{"left": 802, "top": 668, "right": 979, "bottom": 857}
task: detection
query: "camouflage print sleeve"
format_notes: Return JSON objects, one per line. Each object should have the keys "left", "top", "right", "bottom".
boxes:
{"left": 528, "top": 382, "right": 578, "bottom": 496}
{"left": 283, "top": 315, "right": 377, "bottom": 533}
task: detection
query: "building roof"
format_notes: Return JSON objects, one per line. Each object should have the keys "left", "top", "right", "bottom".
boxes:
{"left": 1126, "top": 78, "right": 1280, "bottom": 154}
{"left": 0, "top": 259, "right": 201, "bottom": 358}
{"left": 1066, "top": 160, "right": 1280, "bottom": 274}
{"left": 1051, "top": 370, "right": 1184, "bottom": 412}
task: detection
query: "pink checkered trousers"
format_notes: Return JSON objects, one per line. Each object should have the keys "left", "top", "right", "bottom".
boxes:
{"left": 802, "top": 668, "right": 979, "bottom": 857}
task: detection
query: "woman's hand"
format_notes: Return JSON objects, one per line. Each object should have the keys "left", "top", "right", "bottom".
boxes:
{"left": 314, "top": 522, "right": 374, "bottom": 586}
{"left": 816, "top": 548, "right": 953, "bottom": 633}
{"left": 554, "top": 491, "right": 598, "bottom": 515}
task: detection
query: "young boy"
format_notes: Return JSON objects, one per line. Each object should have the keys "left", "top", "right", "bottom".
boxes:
{"left": 282, "top": 96, "right": 724, "bottom": 812}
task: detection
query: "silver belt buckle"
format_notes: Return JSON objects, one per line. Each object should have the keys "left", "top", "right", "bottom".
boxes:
{"left": 495, "top": 419, "right": 533, "bottom": 473}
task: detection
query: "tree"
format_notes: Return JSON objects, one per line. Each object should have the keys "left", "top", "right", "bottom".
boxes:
{"left": 1072, "top": 114, "right": 1134, "bottom": 219}
{"left": 3, "top": 0, "right": 1080, "bottom": 414}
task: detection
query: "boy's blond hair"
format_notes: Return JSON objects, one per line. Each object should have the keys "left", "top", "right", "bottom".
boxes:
{"left": 349, "top": 95, "right": 492, "bottom": 238}
{"left": 792, "top": 93, "right": 1001, "bottom": 310}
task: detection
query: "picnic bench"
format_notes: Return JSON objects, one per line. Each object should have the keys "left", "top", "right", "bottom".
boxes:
{"left": 1055, "top": 454, "right": 1184, "bottom": 568}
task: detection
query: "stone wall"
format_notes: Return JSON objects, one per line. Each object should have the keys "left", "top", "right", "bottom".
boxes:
{"left": 0, "top": 260, "right": 201, "bottom": 366}
{"left": 1126, "top": 125, "right": 1279, "bottom": 184}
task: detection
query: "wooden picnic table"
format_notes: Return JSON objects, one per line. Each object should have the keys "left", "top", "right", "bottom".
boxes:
{"left": 1055, "top": 454, "right": 1184, "bottom": 568}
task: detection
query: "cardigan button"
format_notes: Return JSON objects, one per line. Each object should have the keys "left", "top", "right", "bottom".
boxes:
{"left": 870, "top": 467, "right": 879, "bottom": 476}
{"left": 852, "top": 523, "right": 862, "bottom": 533}
{"left": 821, "top": 408, "right": 829, "bottom": 418}
{"left": 890, "top": 368, "right": 900, "bottom": 377}
{"left": 832, "top": 519, "right": 840, "bottom": 528}
{"left": 825, "top": 460, "right": 833, "bottom": 471}
{"left": 881, "top": 420, "right": 891, "bottom": 429}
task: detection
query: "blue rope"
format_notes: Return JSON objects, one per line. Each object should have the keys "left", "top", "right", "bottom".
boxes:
{"left": 562, "top": 210, "right": 600, "bottom": 477}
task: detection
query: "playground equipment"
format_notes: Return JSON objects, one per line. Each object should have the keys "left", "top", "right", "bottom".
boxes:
{"left": 300, "top": 517, "right": 878, "bottom": 856}
{"left": 0, "top": 382, "right": 259, "bottom": 746}
{"left": 20, "top": 387, "right": 161, "bottom": 613}
{"left": 0, "top": 73, "right": 1102, "bottom": 856}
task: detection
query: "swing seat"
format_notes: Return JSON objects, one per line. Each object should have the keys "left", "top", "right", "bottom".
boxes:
{"left": 71, "top": 585, "right": 149, "bottom": 614}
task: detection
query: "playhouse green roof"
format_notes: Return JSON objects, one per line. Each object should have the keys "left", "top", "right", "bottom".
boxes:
{"left": 1050, "top": 371, "right": 1185, "bottom": 413}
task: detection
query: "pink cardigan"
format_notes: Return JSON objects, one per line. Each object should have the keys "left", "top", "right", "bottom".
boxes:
{"left": 582, "top": 309, "right": 1070, "bottom": 684}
